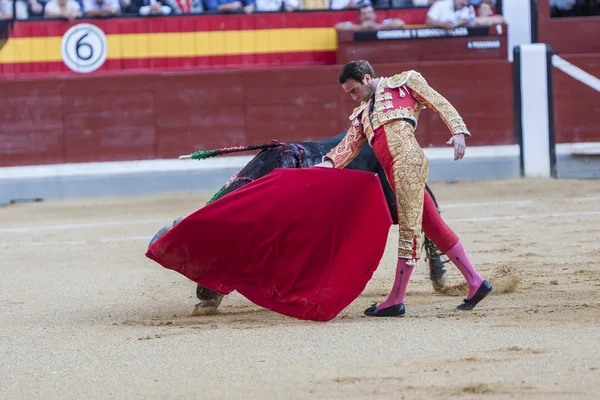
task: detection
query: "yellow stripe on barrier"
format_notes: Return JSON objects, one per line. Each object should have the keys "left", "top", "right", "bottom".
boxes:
{"left": 0, "top": 37, "right": 62, "bottom": 63}
{"left": 0, "top": 28, "right": 338, "bottom": 64}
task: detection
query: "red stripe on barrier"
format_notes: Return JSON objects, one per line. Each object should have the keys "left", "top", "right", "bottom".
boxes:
{"left": 0, "top": 51, "right": 337, "bottom": 78}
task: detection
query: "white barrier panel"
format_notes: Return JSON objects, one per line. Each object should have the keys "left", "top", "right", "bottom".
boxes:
{"left": 517, "top": 43, "right": 555, "bottom": 178}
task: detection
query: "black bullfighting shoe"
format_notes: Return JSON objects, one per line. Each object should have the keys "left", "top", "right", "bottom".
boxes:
{"left": 457, "top": 280, "right": 493, "bottom": 310}
{"left": 364, "top": 303, "right": 406, "bottom": 317}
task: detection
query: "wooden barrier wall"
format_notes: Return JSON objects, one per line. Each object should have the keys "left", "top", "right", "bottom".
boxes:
{"left": 553, "top": 54, "right": 600, "bottom": 144}
{"left": 535, "top": 1, "right": 600, "bottom": 144}
{"left": 0, "top": 60, "right": 514, "bottom": 167}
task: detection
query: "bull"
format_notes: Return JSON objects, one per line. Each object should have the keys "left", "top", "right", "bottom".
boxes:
{"left": 149, "top": 132, "right": 450, "bottom": 315}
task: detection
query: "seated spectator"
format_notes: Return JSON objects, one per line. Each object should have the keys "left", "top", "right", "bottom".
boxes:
{"left": 335, "top": 2, "right": 405, "bottom": 31}
{"left": 549, "top": 0, "right": 577, "bottom": 17}
{"left": 374, "top": 0, "right": 421, "bottom": 9}
{"left": 206, "top": 0, "right": 255, "bottom": 13}
{"left": 412, "top": 0, "right": 435, "bottom": 6}
{"left": 44, "top": 0, "right": 82, "bottom": 20}
{"left": 475, "top": 0, "right": 504, "bottom": 25}
{"left": 130, "top": 0, "right": 179, "bottom": 15}
{"left": 425, "top": 0, "right": 476, "bottom": 29}
{"left": 469, "top": 0, "right": 495, "bottom": 5}
{"left": 0, "top": 0, "right": 29, "bottom": 18}
{"left": 330, "top": 0, "right": 356, "bottom": 10}
{"left": 255, "top": 0, "right": 298, "bottom": 12}
{"left": 25, "top": 0, "right": 49, "bottom": 16}
{"left": 83, "top": 0, "right": 120, "bottom": 16}
{"left": 300, "top": 0, "right": 329, "bottom": 9}
{"left": 173, "top": 0, "right": 204, "bottom": 13}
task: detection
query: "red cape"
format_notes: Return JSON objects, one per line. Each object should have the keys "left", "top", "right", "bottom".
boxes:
{"left": 146, "top": 168, "right": 392, "bottom": 321}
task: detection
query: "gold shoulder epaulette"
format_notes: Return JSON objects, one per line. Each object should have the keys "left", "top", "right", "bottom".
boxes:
{"left": 349, "top": 102, "right": 368, "bottom": 121}
{"left": 387, "top": 70, "right": 427, "bottom": 88}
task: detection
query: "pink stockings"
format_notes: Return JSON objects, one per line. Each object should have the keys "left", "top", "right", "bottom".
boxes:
{"left": 377, "top": 189, "right": 484, "bottom": 310}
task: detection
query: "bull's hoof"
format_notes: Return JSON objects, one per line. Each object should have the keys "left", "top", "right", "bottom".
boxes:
{"left": 423, "top": 237, "right": 450, "bottom": 292}
{"left": 148, "top": 216, "right": 183, "bottom": 248}
{"left": 191, "top": 302, "right": 220, "bottom": 316}
{"left": 431, "top": 278, "right": 449, "bottom": 294}
{"left": 191, "top": 295, "right": 224, "bottom": 316}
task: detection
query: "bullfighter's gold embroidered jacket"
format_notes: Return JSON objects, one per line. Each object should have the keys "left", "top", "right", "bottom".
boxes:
{"left": 324, "top": 70, "right": 471, "bottom": 168}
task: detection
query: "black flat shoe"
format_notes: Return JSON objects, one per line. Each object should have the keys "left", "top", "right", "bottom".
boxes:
{"left": 364, "top": 303, "right": 405, "bottom": 317}
{"left": 457, "top": 280, "right": 493, "bottom": 310}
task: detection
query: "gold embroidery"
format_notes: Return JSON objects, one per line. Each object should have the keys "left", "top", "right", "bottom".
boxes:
{"left": 375, "top": 100, "right": 394, "bottom": 112}
{"left": 381, "top": 92, "right": 393, "bottom": 100}
{"left": 404, "top": 71, "right": 471, "bottom": 138}
{"left": 373, "top": 106, "right": 421, "bottom": 130}
{"left": 349, "top": 103, "right": 368, "bottom": 121}
{"left": 375, "top": 77, "right": 388, "bottom": 93}
{"left": 361, "top": 99, "right": 376, "bottom": 143}
{"left": 370, "top": 112, "right": 381, "bottom": 134}
{"left": 380, "top": 120, "right": 429, "bottom": 260}
{"left": 324, "top": 123, "right": 366, "bottom": 168}
{"left": 386, "top": 72, "right": 409, "bottom": 88}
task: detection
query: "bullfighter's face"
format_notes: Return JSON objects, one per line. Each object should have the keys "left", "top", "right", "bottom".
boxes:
{"left": 341, "top": 75, "right": 375, "bottom": 103}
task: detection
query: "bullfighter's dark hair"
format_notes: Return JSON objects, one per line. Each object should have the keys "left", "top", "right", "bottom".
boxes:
{"left": 338, "top": 60, "right": 377, "bottom": 84}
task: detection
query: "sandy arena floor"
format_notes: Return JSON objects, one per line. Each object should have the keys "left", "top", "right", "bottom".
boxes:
{"left": 1, "top": 178, "right": 599, "bottom": 399}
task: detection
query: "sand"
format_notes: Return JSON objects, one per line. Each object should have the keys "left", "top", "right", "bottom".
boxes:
{"left": 1, "top": 178, "right": 599, "bottom": 399}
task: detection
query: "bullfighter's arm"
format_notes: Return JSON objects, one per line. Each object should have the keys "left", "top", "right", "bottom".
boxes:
{"left": 322, "top": 123, "right": 367, "bottom": 168}
{"left": 398, "top": 71, "right": 471, "bottom": 139}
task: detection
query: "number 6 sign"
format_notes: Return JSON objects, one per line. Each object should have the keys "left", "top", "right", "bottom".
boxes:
{"left": 61, "top": 23, "right": 108, "bottom": 73}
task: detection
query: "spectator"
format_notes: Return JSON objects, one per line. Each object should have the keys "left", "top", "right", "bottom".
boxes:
{"left": 335, "top": 2, "right": 405, "bottom": 31}
{"left": 130, "top": 0, "right": 179, "bottom": 15}
{"left": 173, "top": 0, "right": 204, "bottom": 12}
{"left": 83, "top": 0, "right": 120, "bottom": 16}
{"left": 425, "top": 0, "right": 476, "bottom": 29}
{"left": 549, "top": 0, "right": 576, "bottom": 17}
{"left": 255, "top": 0, "right": 298, "bottom": 11}
{"left": 206, "top": 0, "right": 255, "bottom": 13}
{"left": 373, "top": 0, "right": 416, "bottom": 9}
{"left": 330, "top": 0, "right": 357, "bottom": 10}
{"left": 0, "top": 0, "right": 9, "bottom": 18}
{"left": 300, "top": 0, "right": 329, "bottom": 9}
{"left": 44, "top": 0, "right": 82, "bottom": 19}
{"left": 475, "top": 0, "right": 504, "bottom": 25}
{"left": 412, "top": 0, "right": 435, "bottom": 6}
{"left": 0, "top": 0, "right": 29, "bottom": 18}
{"left": 27, "top": 0, "right": 49, "bottom": 16}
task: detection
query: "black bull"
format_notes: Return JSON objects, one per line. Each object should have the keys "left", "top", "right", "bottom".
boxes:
{"left": 149, "top": 132, "right": 450, "bottom": 314}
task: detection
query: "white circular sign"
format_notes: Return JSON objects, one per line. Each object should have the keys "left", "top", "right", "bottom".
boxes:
{"left": 61, "top": 23, "right": 108, "bottom": 73}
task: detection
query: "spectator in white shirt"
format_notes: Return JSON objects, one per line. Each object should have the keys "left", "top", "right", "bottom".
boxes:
{"left": 134, "top": 0, "right": 172, "bottom": 15}
{"left": 330, "top": 0, "right": 357, "bottom": 9}
{"left": 255, "top": 0, "right": 298, "bottom": 11}
{"left": 425, "top": 0, "right": 476, "bottom": 29}
{"left": 44, "top": 0, "right": 82, "bottom": 20}
{"left": 412, "top": 0, "right": 435, "bottom": 6}
{"left": 83, "top": 0, "right": 120, "bottom": 16}
{"left": 335, "top": 3, "right": 405, "bottom": 32}
{"left": 0, "top": 0, "right": 29, "bottom": 19}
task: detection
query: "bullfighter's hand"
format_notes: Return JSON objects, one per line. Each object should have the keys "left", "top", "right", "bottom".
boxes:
{"left": 446, "top": 133, "right": 466, "bottom": 161}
